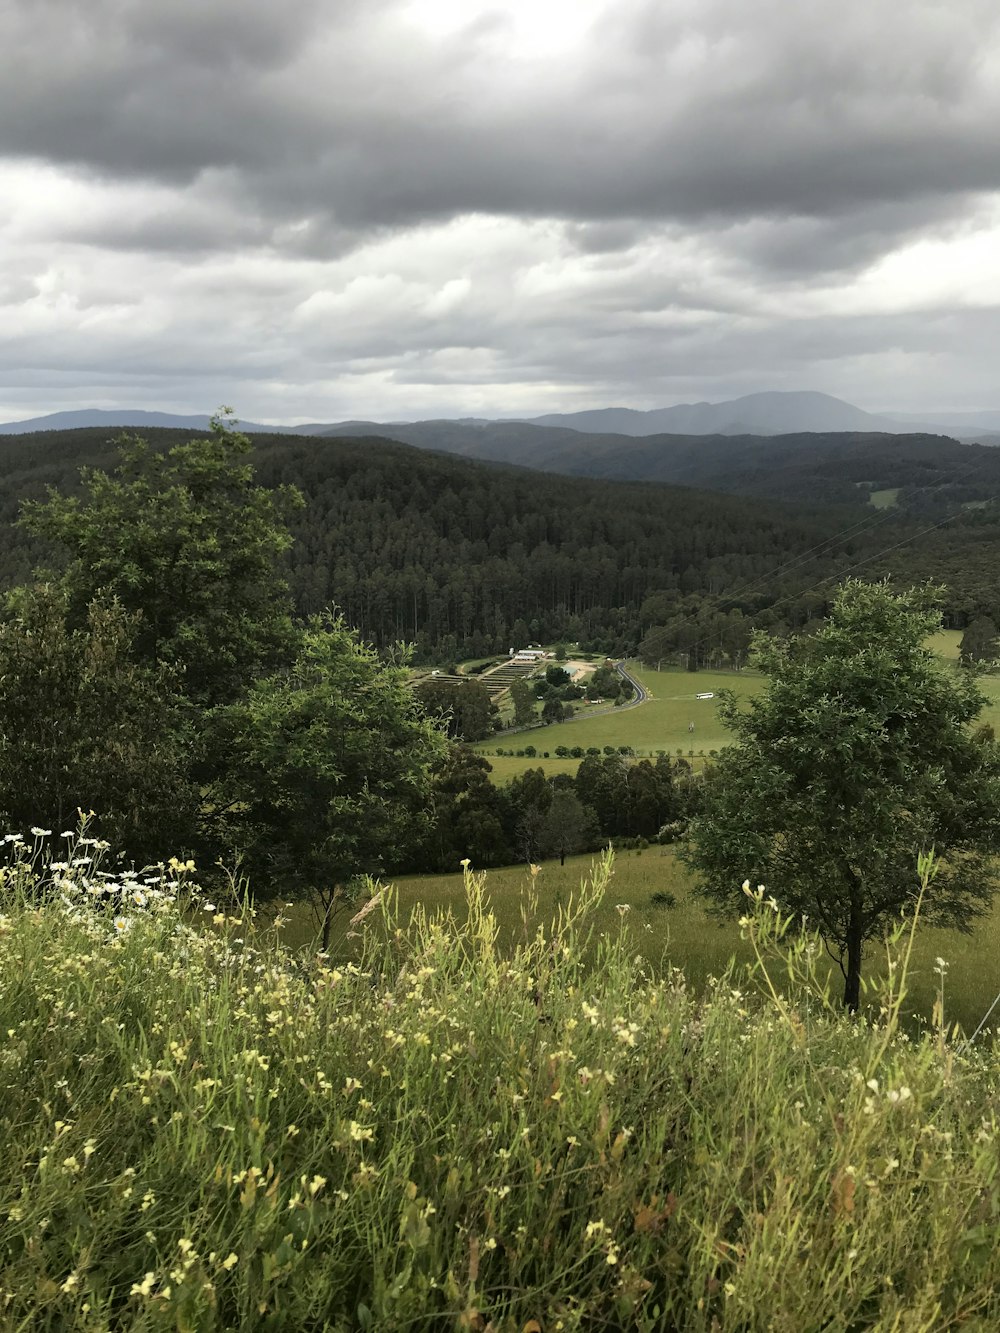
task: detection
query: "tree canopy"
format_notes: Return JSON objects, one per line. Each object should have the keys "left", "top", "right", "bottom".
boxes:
{"left": 21, "top": 416, "right": 301, "bottom": 707}
{"left": 684, "top": 581, "right": 1000, "bottom": 1008}
{"left": 0, "top": 583, "right": 194, "bottom": 858}
{"left": 209, "top": 616, "right": 446, "bottom": 944}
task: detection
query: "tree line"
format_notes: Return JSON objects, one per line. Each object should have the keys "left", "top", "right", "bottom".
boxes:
{"left": 414, "top": 747, "right": 699, "bottom": 874}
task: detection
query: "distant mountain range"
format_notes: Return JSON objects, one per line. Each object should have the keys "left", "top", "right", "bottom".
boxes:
{"left": 3, "top": 391, "right": 998, "bottom": 445}
{"left": 0, "top": 409, "right": 311, "bottom": 436}
{"left": 516, "top": 392, "right": 1000, "bottom": 443}
{"left": 3, "top": 405, "right": 1000, "bottom": 522}
{"left": 519, "top": 391, "right": 909, "bottom": 437}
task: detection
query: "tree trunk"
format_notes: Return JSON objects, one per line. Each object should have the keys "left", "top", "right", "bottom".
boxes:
{"left": 320, "top": 886, "right": 341, "bottom": 953}
{"left": 560, "top": 848, "right": 566, "bottom": 866}
{"left": 843, "top": 893, "right": 864, "bottom": 1012}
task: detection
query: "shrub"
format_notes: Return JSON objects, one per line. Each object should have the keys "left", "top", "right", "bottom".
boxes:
{"left": 650, "top": 890, "right": 677, "bottom": 908}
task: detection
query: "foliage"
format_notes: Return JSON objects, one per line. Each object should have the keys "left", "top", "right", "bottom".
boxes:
{"left": 585, "top": 664, "right": 622, "bottom": 701}
{"left": 539, "top": 790, "right": 601, "bottom": 865}
{"left": 20, "top": 417, "right": 301, "bottom": 707}
{"left": 418, "top": 746, "right": 513, "bottom": 872}
{"left": 508, "top": 676, "right": 538, "bottom": 728}
{"left": 685, "top": 581, "right": 1000, "bottom": 1008}
{"left": 960, "top": 614, "right": 999, "bottom": 666}
{"left": 0, "top": 424, "right": 882, "bottom": 663}
{"left": 208, "top": 617, "right": 447, "bottom": 944}
{"left": 13, "top": 424, "right": 1000, "bottom": 663}
{"left": 6, "top": 841, "right": 1000, "bottom": 1329}
{"left": 541, "top": 697, "right": 565, "bottom": 724}
{"left": 505, "top": 766, "right": 553, "bottom": 864}
{"left": 413, "top": 676, "right": 497, "bottom": 742}
{"left": 0, "top": 584, "right": 195, "bottom": 859}
{"left": 575, "top": 753, "right": 679, "bottom": 841}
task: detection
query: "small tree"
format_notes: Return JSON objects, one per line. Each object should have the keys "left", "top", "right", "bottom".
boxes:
{"left": 0, "top": 583, "right": 195, "bottom": 859}
{"left": 414, "top": 676, "right": 496, "bottom": 742}
{"left": 509, "top": 677, "right": 537, "bottom": 728}
{"left": 539, "top": 790, "right": 599, "bottom": 865}
{"left": 541, "top": 697, "right": 564, "bottom": 725}
{"left": 212, "top": 616, "right": 446, "bottom": 948}
{"left": 960, "top": 616, "right": 999, "bottom": 667}
{"left": 21, "top": 414, "right": 301, "bottom": 708}
{"left": 684, "top": 581, "right": 1000, "bottom": 1009}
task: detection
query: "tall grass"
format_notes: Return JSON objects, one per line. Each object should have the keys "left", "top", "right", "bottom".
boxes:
{"left": 3, "top": 833, "right": 1000, "bottom": 1330}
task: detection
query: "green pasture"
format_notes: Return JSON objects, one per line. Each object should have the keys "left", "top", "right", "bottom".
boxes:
{"left": 481, "top": 754, "right": 584, "bottom": 780}
{"left": 476, "top": 638, "right": 1000, "bottom": 784}
{"left": 274, "top": 847, "right": 1000, "bottom": 1037}
{"left": 927, "top": 628, "right": 961, "bottom": 660}
{"left": 475, "top": 665, "right": 766, "bottom": 767}
{"left": 869, "top": 487, "right": 900, "bottom": 509}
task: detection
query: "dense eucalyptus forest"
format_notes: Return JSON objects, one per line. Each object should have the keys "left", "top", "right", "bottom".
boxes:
{"left": 3, "top": 424, "right": 1000, "bottom": 665}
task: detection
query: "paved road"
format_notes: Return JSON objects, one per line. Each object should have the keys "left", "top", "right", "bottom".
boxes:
{"left": 613, "top": 659, "right": 647, "bottom": 709}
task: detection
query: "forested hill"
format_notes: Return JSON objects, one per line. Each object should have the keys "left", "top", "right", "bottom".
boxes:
{"left": 316, "top": 418, "right": 1000, "bottom": 512}
{"left": 1, "top": 424, "right": 998, "bottom": 660}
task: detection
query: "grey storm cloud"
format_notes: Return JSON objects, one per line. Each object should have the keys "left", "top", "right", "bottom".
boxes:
{"left": 3, "top": 0, "right": 999, "bottom": 240}
{"left": 1, "top": 0, "right": 1000, "bottom": 419}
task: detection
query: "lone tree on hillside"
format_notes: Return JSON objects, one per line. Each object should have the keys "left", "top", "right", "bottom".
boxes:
{"left": 211, "top": 615, "right": 446, "bottom": 949}
{"left": 684, "top": 581, "right": 1000, "bottom": 1010}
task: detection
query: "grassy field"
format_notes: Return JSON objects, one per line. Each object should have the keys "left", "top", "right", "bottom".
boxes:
{"left": 477, "top": 636, "right": 1000, "bottom": 783}
{"left": 9, "top": 850, "right": 1000, "bottom": 1328}
{"left": 278, "top": 847, "right": 1000, "bottom": 1037}
{"left": 380, "top": 624, "right": 1000, "bottom": 1035}
{"left": 480, "top": 754, "right": 586, "bottom": 780}
{"left": 927, "top": 628, "right": 961, "bottom": 659}
{"left": 476, "top": 665, "right": 767, "bottom": 763}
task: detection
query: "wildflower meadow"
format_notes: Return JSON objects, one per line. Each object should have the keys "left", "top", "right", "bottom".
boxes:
{"left": 3, "top": 831, "right": 1000, "bottom": 1330}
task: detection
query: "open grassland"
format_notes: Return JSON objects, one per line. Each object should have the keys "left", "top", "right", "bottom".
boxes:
{"left": 477, "top": 666, "right": 767, "bottom": 763}
{"left": 927, "top": 627, "right": 961, "bottom": 659}
{"left": 478, "top": 637, "right": 1000, "bottom": 784}
{"left": 284, "top": 849, "right": 1000, "bottom": 1040}
{"left": 479, "top": 754, "right": 585, "bottom": 781}
{"left": 7, "top": 847, "right": 1000, "bottom": 1330}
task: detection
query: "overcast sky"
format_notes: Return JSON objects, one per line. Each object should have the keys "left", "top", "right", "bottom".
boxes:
{"left": 2, "top": 0, "right": 999, "bottom": 423}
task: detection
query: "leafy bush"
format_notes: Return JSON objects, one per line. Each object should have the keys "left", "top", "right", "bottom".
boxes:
{"left": 650, "top": 890, "right": 677, "bottom": 909}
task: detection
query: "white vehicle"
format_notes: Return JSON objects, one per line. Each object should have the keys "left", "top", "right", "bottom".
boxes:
{"left": 695, "top": 692, "right": 714, "bottom": 700}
